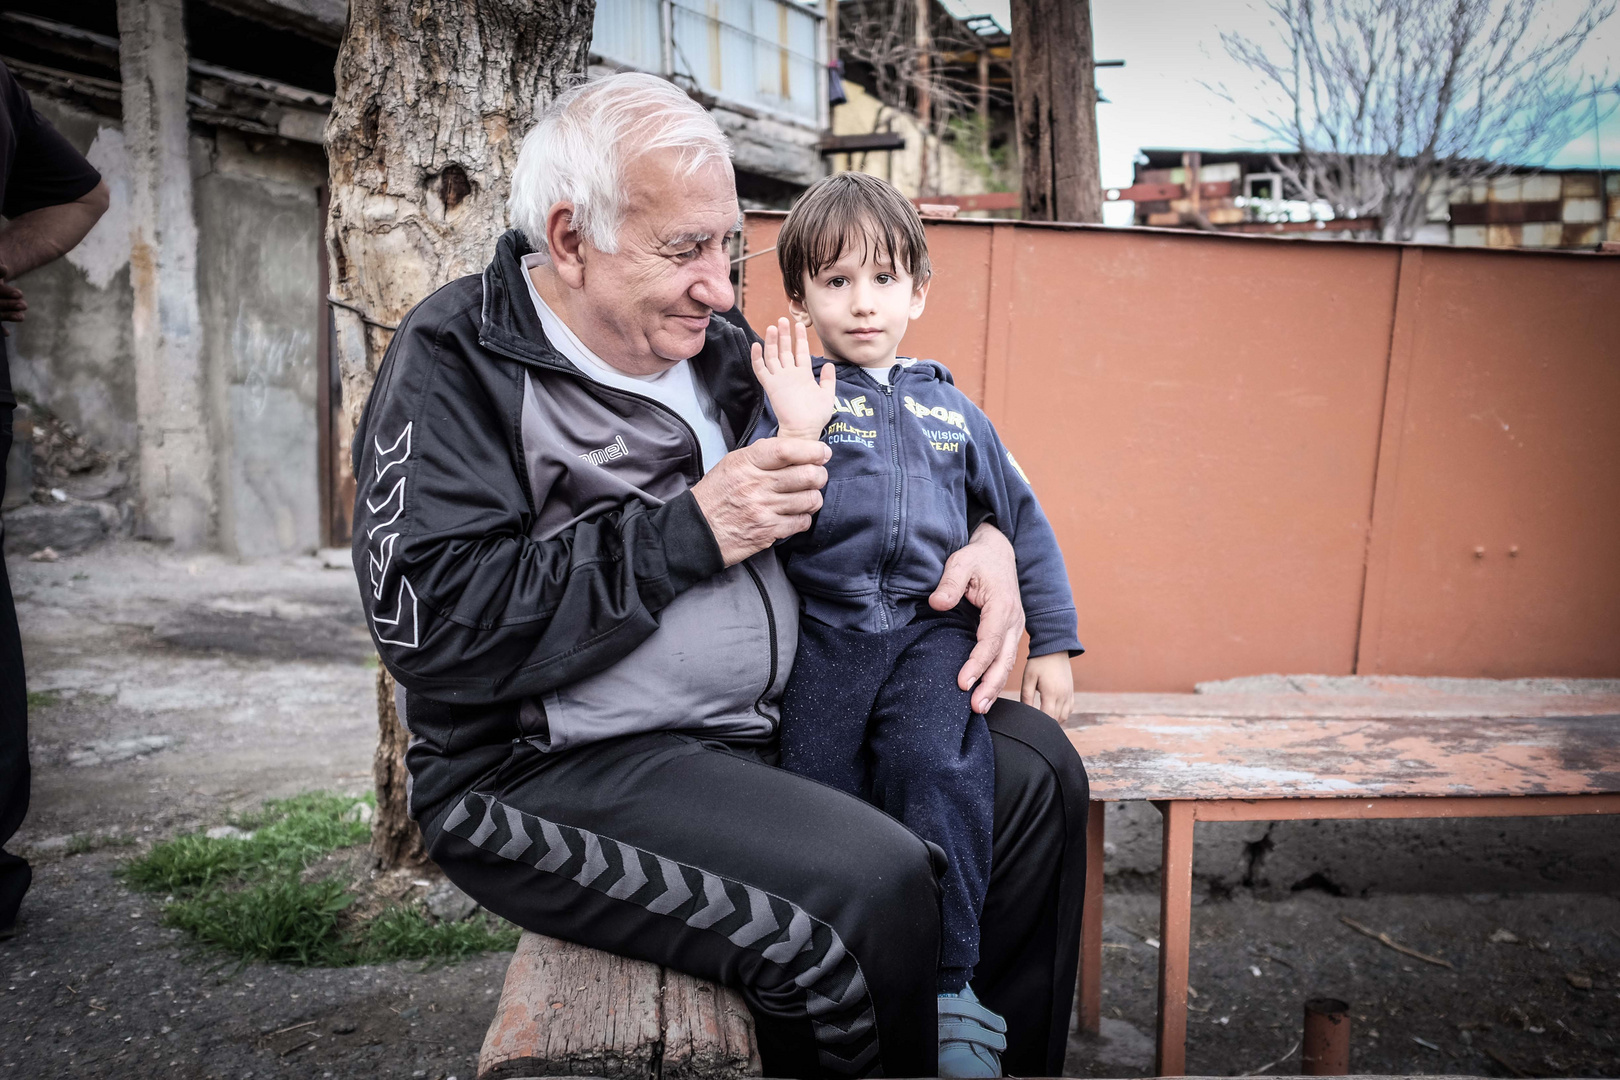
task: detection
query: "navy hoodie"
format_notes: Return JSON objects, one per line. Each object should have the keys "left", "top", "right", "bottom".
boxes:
{"left": 755, "top": 358, "right": 1083, "bottom": 658}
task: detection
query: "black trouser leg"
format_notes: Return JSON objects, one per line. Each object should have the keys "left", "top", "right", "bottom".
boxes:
{"left": 0, "top": 403, "right": 30, "bottom": 933}
{"left": 417, "top": 699, "right": 1088, "bottom": 1079}
{"left": 976, "top": 699, "right": 1090, "bottom": 1075}
{"left": 421, "top": 730, "right": 943, "bottom": 1079}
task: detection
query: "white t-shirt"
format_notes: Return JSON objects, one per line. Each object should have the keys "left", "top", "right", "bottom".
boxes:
{"left": 858, "top": 358, "right": 917, "bottom": 386}
{"left": 520, "top": 253, "right": 730, "bottom": 474}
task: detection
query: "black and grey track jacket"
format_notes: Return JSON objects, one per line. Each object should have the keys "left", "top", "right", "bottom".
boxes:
{"left": 351, "top": 231, "right": 796, "bottom": 824}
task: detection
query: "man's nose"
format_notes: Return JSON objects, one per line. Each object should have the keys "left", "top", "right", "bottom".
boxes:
{"left": 690, "top": 248, "right": 734, "bottom": 313}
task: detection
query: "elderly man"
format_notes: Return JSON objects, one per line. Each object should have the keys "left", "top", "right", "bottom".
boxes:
{"left": 352, "top": 73, "right": 1087, "bottom": 1079}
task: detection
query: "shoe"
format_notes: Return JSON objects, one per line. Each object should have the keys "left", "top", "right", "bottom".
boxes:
{"left": 938, "top": 984, "right": 1007, "bottom": 1078}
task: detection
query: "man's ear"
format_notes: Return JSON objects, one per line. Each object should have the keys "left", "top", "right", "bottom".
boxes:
{"left": 545, "top": 202, "right": 587, "bottom": 289}
{"left": 909, "top": 275, "right": 931, "bottom": 321}
{"left": 787, "top": 293, "right": 814, "bottom": 327}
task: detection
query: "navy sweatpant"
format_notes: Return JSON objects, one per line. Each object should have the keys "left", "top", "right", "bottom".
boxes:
{"left": 779, "top": 613, "right": 992, "bottom": 994}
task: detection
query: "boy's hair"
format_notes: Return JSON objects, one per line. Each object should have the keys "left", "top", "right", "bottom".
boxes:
{"left": 776, "top": 172, "right": 931, "bottom": 303}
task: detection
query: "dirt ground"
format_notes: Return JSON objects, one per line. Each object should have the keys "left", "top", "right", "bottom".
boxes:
{"left": 4, "top": 541, "right": 1617, "bottom": 1078}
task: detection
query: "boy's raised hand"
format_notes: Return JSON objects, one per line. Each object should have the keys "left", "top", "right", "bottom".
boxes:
{"left": 752, "top": 317, "right": 836, "bottom": 441}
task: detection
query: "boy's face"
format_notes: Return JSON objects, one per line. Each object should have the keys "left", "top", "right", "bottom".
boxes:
{"left": 788, "top": 241, "right": 929, "bottom": 367}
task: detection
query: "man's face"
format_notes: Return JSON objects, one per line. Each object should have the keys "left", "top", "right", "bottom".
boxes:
{"left": 577, "top": 149, "right": 739, "bottom": 374}
{"left": 789, "top": 241, "right": 928, "bottom": 368}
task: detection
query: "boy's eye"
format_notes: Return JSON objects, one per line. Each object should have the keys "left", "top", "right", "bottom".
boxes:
{"left": 875, "top": 273, "right": 894, "bottom": 284}
{"left": 826, "top": 276, "right": 848, "bottom": 287}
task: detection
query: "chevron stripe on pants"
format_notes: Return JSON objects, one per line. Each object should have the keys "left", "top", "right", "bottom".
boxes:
{"left": 418, "top": 698, "right": 1088, "bottom": 1079}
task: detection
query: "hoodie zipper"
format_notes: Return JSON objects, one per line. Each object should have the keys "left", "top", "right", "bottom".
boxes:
{"left": 848, "top": 364, "right": 906, "bottom": 632}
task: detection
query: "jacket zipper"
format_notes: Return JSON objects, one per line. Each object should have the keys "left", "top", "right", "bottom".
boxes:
{"left": 741, "top": 561, "right": 780, "bottom": 729}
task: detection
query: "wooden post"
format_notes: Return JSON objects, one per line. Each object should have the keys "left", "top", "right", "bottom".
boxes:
{"left": 1154, "top": 800, "right": 1195, "bottom": 1076}
{"left": 915, "top": 0, "right": 932, "bottom": 196}
{"left": 977, "top": 46, "right": 991, "bottom": 158}
{"left": 1077, "top": 799, "right": 1106, "bottom": 1035}
{"left": 1008, "top": 0, "right": 1102, "bottom": 222}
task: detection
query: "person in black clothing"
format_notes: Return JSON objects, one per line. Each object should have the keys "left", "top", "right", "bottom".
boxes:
{"left": 0, "top": 59, "right": 110, "bottom": 937}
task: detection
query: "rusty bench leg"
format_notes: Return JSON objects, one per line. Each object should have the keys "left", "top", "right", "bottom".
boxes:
{"left": 1154, "top": 800, "right": 1195, "bottom": 1077}
{"left": 1077, "top": 799, "right": 1106, "bottom": 1035}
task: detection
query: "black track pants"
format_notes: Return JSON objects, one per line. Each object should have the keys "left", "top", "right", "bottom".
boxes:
{"left": 419, "top": 698, "right": 1088, "bottom": 1078}
{"left": 0, "top": 402, "right": 30, "bottom": 932}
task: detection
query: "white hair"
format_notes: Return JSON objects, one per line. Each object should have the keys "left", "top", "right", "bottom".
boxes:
{"left": 509, "top": 72, "right": 732, "bottom": 256}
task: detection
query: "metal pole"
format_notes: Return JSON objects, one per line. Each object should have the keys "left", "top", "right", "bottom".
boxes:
{"left": 1592, "top": 77, "right": 1607, "bottom": 244}
{"left": 1302, "top": 997, "right": 1351, "bottom": 1075}
{"left": 660, "top": 0, "right": 676, "bottom": 79}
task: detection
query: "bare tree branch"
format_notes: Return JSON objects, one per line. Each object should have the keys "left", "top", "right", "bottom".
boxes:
{"left": 1223, "top": 0, "right": 1613, "bottom": 239}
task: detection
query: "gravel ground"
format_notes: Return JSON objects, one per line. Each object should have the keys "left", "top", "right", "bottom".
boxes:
{"left": 1065, "top": 890, "right": 1620, "bottom": 1078}
{"left": 4, "top": 540, "right": 1617, "bottom": 1078}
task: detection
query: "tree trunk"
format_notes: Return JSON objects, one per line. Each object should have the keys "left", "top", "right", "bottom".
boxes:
{"left": 327, "top": 0, "right": 596, "bottom": 869}
{"left": 1009, "top": 0, "right": 1101, "bottom": 223}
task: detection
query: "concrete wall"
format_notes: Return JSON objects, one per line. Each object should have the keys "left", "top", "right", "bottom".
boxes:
{"left": 6, "top": 93, "right": 323, "bottom": 558}
{"left": 193, "top": 131, "right": 324, "bottom": 558}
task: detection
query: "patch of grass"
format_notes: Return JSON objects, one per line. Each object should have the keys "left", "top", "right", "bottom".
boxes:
{"left": 123, "top": 791, "right": 372, "bottom": 892}
{"left": 26, "top": 690, "right": 61, "bottom": 710}
{"left": 123, "top": 790, "right": 516, "bottom": 968}
{"left": 165, "top": 878, "right": 355, "bottom": 965}
{"left": 358, "top": 906, "right": 521, "bottom": 963}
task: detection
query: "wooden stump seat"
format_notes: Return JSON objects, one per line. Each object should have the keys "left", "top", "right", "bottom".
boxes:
{"left": 478, "top": 931, "right": 761, "bottom": 1080}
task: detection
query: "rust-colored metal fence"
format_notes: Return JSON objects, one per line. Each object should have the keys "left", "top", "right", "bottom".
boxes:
{"left": 740, "top": 213, "right": 1620, "bottom": 690}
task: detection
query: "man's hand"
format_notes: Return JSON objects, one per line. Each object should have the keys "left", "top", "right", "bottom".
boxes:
{"left": 929, "top": 522, "right": 1025, "bottom": 714}
{"left": 751, "top": 317, "right": 836, "bottom": 440}
{"left": 690, "top": 438, "right": 830, "bottom": 566}
{"left": 1020, "top": 652, "right": 1074, "bottom": 721}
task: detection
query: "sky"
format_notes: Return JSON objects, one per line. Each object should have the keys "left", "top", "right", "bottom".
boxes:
{"left": 941, "top": 0, "right": 1620, "bottom": 224}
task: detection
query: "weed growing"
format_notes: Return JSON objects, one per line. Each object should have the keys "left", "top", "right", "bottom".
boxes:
{"left": 25, "top": 690, "right": 61, "bottom": 710}
{"left": 123, "top": 791, "right": 518, "bottom": 966}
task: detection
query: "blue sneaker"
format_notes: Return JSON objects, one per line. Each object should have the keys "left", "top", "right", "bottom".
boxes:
{"left": 938, "top": 985, "right": 1007, "bottom": 1078}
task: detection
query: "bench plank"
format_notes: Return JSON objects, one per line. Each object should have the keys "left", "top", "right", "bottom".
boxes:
{"left": 478, "top": 932, "right": 760, "bottom": 1080}
{"left": 1066, "top": 707, "right": 1620, "bottom": 802}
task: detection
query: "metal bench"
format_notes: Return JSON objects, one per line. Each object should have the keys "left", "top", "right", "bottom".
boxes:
{"left": 1063, "top": 686, "right": 1620, "bottom": 1077}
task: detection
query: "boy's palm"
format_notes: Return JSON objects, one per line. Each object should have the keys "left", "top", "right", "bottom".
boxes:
{"left": 752, "top": 317, "right": 836, "bottom": 440}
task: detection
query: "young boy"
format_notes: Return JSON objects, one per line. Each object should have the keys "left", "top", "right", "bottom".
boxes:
{"left": 750, "top": 171, "right": 1081, "bottom": 1078}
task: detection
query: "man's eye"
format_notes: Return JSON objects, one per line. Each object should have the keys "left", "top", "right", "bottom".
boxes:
{"left": 674, "top": 248, "right": 700, "bottom": 260}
